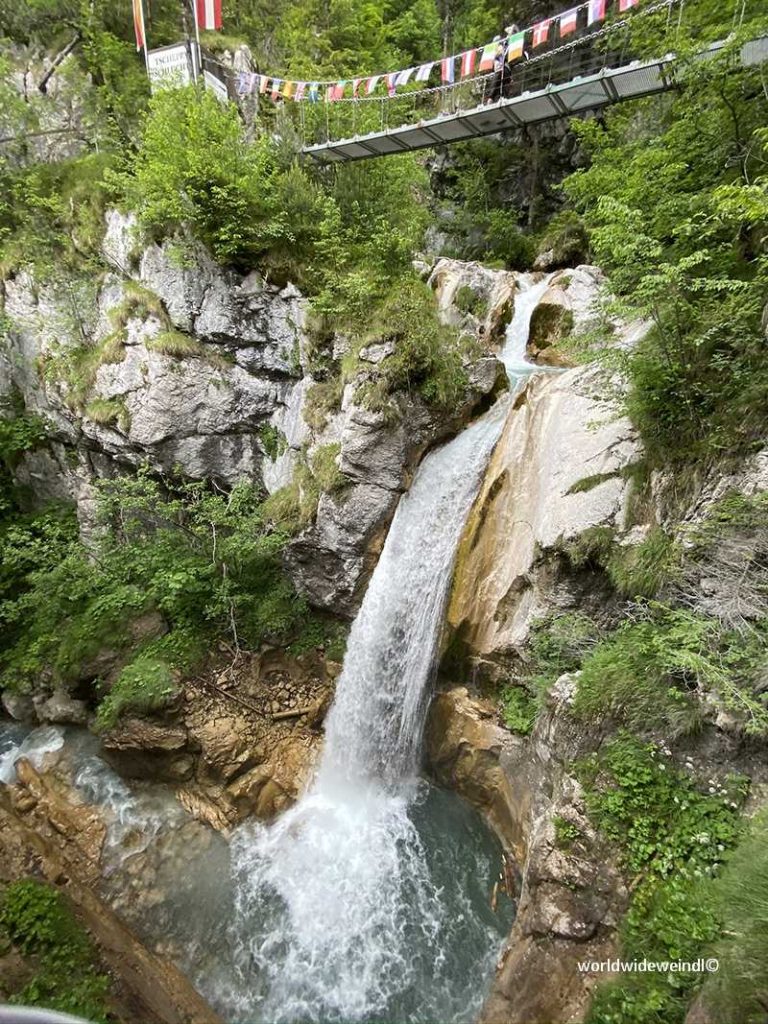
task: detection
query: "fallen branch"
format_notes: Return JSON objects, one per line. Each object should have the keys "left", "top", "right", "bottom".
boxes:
{"left": 272, "top": 705, "right": 314, "bottom": 721}
{"left": 39, "top": 34, "right": 81, "bottom": 94}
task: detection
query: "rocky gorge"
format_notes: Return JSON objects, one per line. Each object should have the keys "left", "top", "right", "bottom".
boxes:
{"left": 1, "top": 16, "right": 767, "bottom": 1020}
{"left": 3, "top": 215, "right": 767, "bottom": 1022}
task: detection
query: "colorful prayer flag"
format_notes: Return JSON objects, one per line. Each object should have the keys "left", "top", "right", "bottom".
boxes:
{"left": 271, "top": 79, "right": 282, "bottom": 100}
{"left": 132, "top": 0, "right": 146, "bottom": 50}
{"left": 352, "top": 77, "right": 362, "bottom": 97}
{"left": 334, "top": 80, "right": 346, "bottom": 99}
{"left": 259, "top": 74, "right": 268, "bottom": 94}
{"left": 415, "top": 61, "right": 433, "bottom": 82}
{"left": 295, "top": 81, "right": 306, "bottom": 101}
{"left": 441, "top": 57, "right": 455, "bottom": 84}
{"left": 308, "top": 83, "right": 319, "bottom": 101}
{"left": 283, "top": 80, "right": 294, "bottom": 98}
{"left": 479, "top": 42, "right": 497, "bottom": 72}
{"left": 588, "top": 0, "right": 607, "bottom": 24}
{"left": 196, "top": 0, "right": 222, "bottom": 31}
{"left": 396, "top": 67, "right": 414, "bottom": 87}
{"left": 386, "top": 72, "right": 398, "bottom": 96}
{"left": 460, "top": 49, "right": 476, "bottom": 78}
{"left": 532, "top": 19, "right": 550, "bottom": 47}
{"left": 619, "top": 0, "right": 639, "bottom": 9}
{"left": 559, "top": 8, "right": 578, "bottom": 35}
{"left": 366, "top": 75, "right": 380, "bottom": 94}
{"left": 506, "top": 31, "right": 525, "bottom": 62}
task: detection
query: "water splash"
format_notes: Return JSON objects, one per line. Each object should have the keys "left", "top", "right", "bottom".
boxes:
{"left": 221, "top": 274, "right": 551, "bottom": 1023}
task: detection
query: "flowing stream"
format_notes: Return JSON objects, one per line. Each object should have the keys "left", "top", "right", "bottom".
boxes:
{"left": 0, "top": 274, "right": 550, "bottom": 1024}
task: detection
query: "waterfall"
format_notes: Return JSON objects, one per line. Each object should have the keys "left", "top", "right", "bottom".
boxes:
{"left": 220, "top": 274, "right": 551, "bottom": 1023}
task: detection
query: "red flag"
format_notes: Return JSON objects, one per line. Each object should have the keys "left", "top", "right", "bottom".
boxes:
{"left": 532, "top": 20, "right": 550, "bottom": 47}
{"left": 619, "top": 0, "right": 639, "bottom": 9}
{"left": 353, "top": 77, "right": 362, "bottom": 98}
{"left": 196, "top": 0, "right": 222, "bottom": 31}
{"left": 132, "top": 0, "right": 146, "bottom": 50}
{"left": 460, "top": 49, "right": 476, "bottom": 78}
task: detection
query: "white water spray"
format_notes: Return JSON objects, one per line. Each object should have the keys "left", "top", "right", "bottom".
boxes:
{"left": 220, "top": 274, "right": 551, "bottom": 1023}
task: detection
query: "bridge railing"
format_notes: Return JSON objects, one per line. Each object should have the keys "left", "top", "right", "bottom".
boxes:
{"left": 288, "top": 0, "right": 720, "bottom": 149}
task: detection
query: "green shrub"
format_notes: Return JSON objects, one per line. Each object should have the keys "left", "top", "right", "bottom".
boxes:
{"left": 536, "top": 210, "right": 589, "bottom": 268}
{"left": 574, "top": 604, "right": 768, "bottom": 737}
{"left": 356, "top": 277, "right": 469, "bottom": 413}
{"left": 95, "top": 653, "right": 176, "bottom": 730}
{"left": 501, "top": 685, "right": 537, "bottom": 734}
{"left": 0, "top": 880, "right": 110, "bottom": 1023}
{"left": 608, "top": 527, "right": 681, "bottom": 599}
{"left": 84, "top": 397, "right": 129, "bottom": 431}
{"left": 259, "top": 424, "right": 288, "bottom": 461}
{"left": 304, "top": 378, "right": 344, "bottom": 431}
{"left": 553, "top": 815, "right": 583, "bottom": 850}
{"left": 710, "top": 811, "right": 768, "bottom": 1023}
{"left": 582, "top": 735, "right": 747, "bottom": 1024}
{"left": 453, "top": 285, "right": 487, "bottom": 319}
{"left": 0, "top": 472, "right": 319, "bottom": 723}
{"left": 527, "top": 611, "right": 602, "bottom": 702}
{"left": 486, "top": 209, "right": 535, "bottom": 270}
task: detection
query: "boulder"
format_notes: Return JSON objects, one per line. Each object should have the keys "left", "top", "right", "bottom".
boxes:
{"left": 35, "top": 688, "right": 89, "bottom": 726}
{"left": 1, "top": 691, "right": 36, "bottom": 723}
{"left": 189, "top": 715, "right": 259, "bottom": 782}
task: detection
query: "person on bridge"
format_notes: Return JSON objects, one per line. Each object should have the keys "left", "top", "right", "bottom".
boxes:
{"left": 487, "top": 36, "right": 506, "bottom": 103}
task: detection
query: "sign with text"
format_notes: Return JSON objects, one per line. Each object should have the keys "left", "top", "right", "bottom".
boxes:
{"left": 147, "top": 43, "right": 192, "bottom": 92}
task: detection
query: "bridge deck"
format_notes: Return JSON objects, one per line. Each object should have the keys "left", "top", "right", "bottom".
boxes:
{"left": 303, "top": 36, "right": 768, "bottom": 163}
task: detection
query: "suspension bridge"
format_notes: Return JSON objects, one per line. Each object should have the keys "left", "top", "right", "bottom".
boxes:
{"left": 298, "top": 12, "right": 768, "bottom": 163}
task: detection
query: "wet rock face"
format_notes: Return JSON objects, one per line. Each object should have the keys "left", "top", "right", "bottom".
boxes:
{"left": 425, "top": 682, "right": 628, "bottom": 1024}
{"left": 447, "top": 362, "right": 642, "bottom": 664}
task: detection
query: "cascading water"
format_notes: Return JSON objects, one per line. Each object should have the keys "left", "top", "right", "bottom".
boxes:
{"left": 0, "top": 276, "right": 549, "bottom": 1023}
{"left": 217, "top": 273, "right": 552, "bottom": 1024}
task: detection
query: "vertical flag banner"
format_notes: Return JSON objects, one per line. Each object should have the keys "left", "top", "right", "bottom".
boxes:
{"left": 415, "top": 62, "right": 433, "bottom": 82}
{"left": 259, "top": 74, "right": 268, "bottom": 93}
{"left": 283, "top": 80, "right": 294, "bottom": 98}
{"left": 559, "top": 8, "right": 578, "bottom": 35}
{"left": 196, "top": 0, "right": 222, "bottom": 31}
{"left": 460, "top": 49, "right": 476, "bottom": 77}
{"left": 308, "top": 82, "right": 319, "bottom": 101}
{"left": 271, "top": 79, "right": 282, "bottom": 100}
{"left": 132, "top": 0, "right": 146, "bottom": 50}
{"left": 352, "top": 77, "right": 362, "bottom": 97}
{"left": 506, "top": 31, "right": 525, "bottom": 62}
{"left": 333, "top": 81, "right": 346, "bottom": 99}
{"left": 532, "top": 20, "right": 550, "bottom": 46}
{"left": 619, "top": 0, "right": 639, "bottom": 9}
{"left": 295, "top": 81, "right": 306, "bottom": 101}
{"left": 396, "top": 67, "right": 414, "bottom": 87}
{"left": 588, "top": 0, "right": 607, "bottom": 24}
{"left": 479, "top": 42, "right": 497, "bottom": 71}
{"left": 441, "top": 56, "right": 455, "bottom": 83}
{"left": 366, "top": 75, "right": 380, "bottom": 94}
{"left": 386, "top": 72, "right": 398, "bottom": 95}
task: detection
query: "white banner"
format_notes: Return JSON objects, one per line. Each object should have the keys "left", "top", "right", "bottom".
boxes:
{"left": 147, "top": 43, "right": 192, "bottom": 92}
